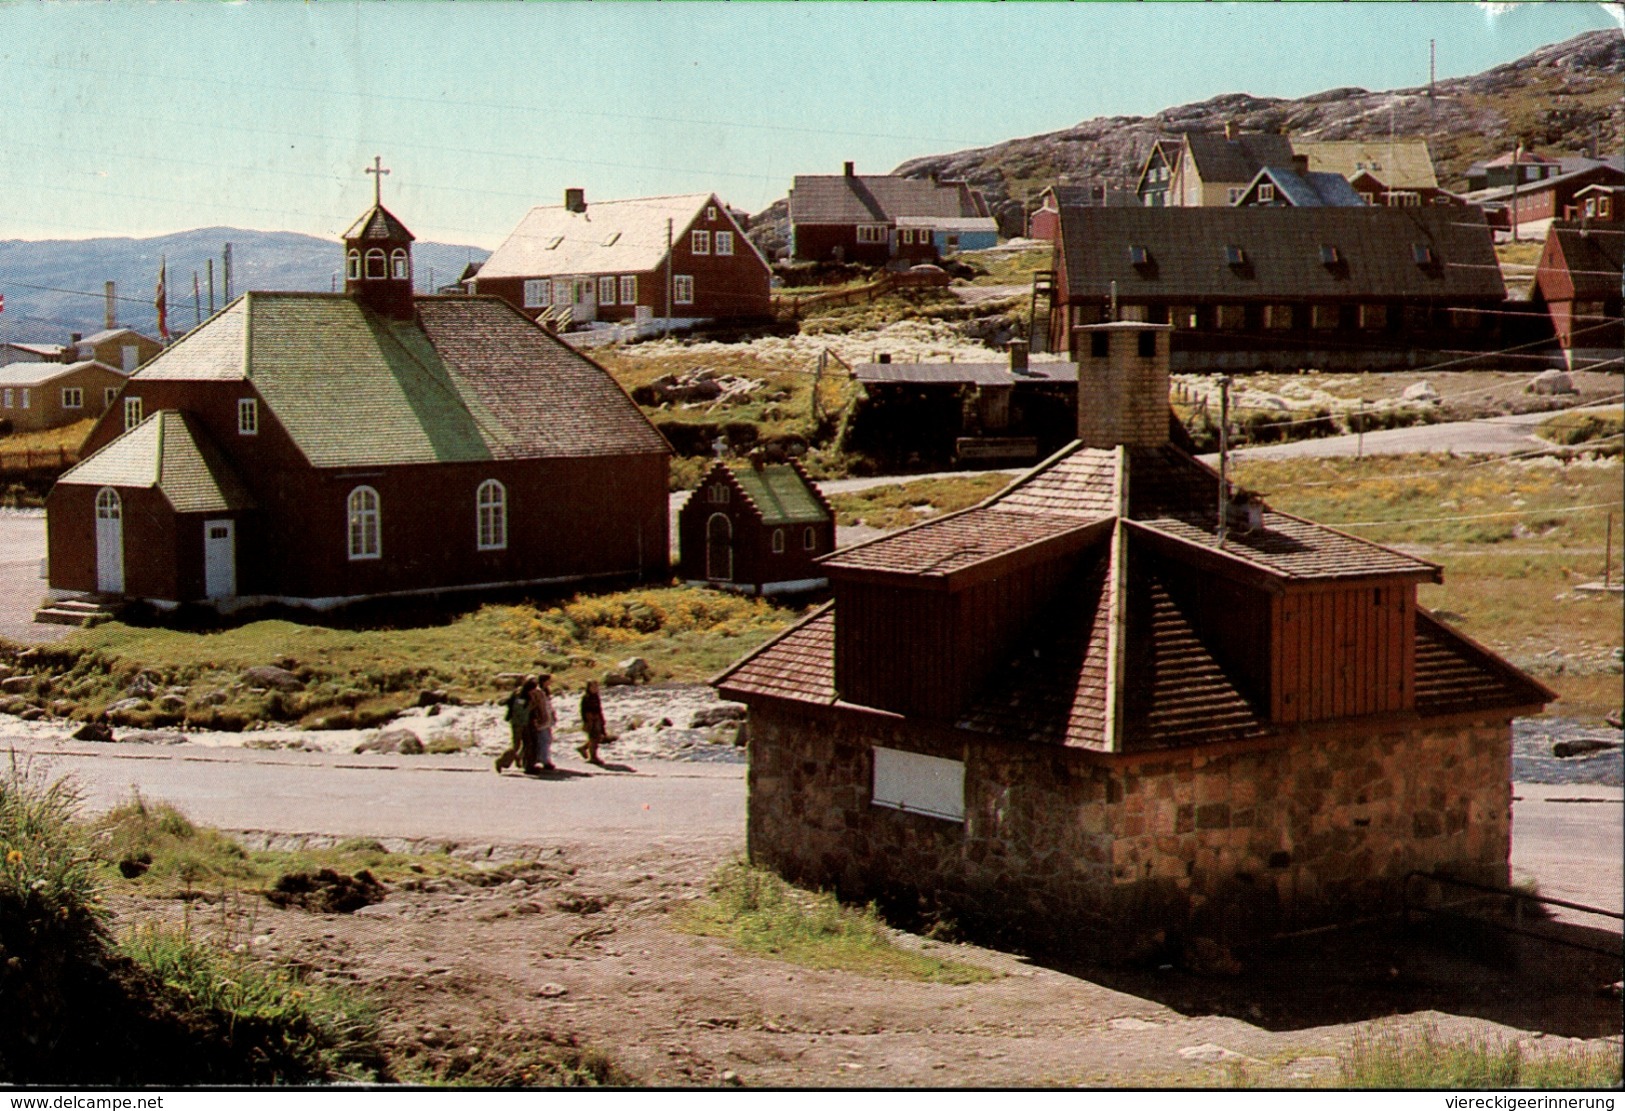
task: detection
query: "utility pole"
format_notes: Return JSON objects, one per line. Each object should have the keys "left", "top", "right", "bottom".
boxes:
{"left": 193, "top": 271, "right": 202, "bottom": 330}
{"left": 223, "top": 243, "right": 234, "bottom": 303}
{"left": 207, "top": 258, "right": 215, "bottom": 316}
{"left": 104, "top": 281, "right": 116, "bottom": 331}
{"left": 1357, "top": 398, "right": 1368, "bottom": 458}
{"left": 1606, "top": 511, "right": 1614, "bottom": 590}
{"left": 665, "top": 217, "right": 674, "bottom": 336}
{"left": 1217, "top": 376, "right": 1231, "bottom": 548}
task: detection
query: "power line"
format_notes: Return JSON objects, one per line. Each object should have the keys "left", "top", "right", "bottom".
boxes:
{"left": 1324, "top": 499, "right": 1623, "bottom": 529}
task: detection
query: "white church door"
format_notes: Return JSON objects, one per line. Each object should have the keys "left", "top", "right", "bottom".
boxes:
{"left": 203, "top": 519, "right": 236, "bottom": 600}
{"left": 94, "top": 487, "right": 124, "bottom": 594}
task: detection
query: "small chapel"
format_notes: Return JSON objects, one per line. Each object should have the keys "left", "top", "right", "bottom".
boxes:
{"left": 44, "top": 164, "right": 670, "bottom": 612}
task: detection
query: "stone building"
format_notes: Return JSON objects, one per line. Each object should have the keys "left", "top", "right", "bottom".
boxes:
{"left": 716, "top": 322, "right": 1552, "bottom": 955}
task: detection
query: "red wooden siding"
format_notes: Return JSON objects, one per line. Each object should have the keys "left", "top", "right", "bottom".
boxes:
{"left": 1271, "top": 581, "right": 1414, "bottom": 723}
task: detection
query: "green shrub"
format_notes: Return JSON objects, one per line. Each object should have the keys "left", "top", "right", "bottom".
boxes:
{"left": 1538, "top": 409, "right": 1624, "bottom": 447}
{"left": 0, "top": 756, "right": 107, "bottom": 960}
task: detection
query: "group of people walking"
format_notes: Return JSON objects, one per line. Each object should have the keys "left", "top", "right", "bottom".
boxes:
{"left": 496, "top": 674, "right": 608, "bottom": 775}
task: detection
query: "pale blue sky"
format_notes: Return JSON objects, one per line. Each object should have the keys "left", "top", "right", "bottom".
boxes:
{"left": 1, "top": 1, "right": 1619, "bottom": 247}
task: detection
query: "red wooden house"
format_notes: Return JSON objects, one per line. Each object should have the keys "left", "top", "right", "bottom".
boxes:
{"left": 788, "top": 163, "right": 996, "bottom": 264}
{"left": 678, "top": 459, "right": 834, "bottom": 596}
{"left": 44, "top": 196, "right": 671, "bottom": 612}
{"left": 718, "top": 322, "right": 1551, "bottom": 955}
{"left": 472, "top": 190, "right": 771, "bottom": 331}
{"left": 1531, "top": 220, "right": 1624, "bottom": 371}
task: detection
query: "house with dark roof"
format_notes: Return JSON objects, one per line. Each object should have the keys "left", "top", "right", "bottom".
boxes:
{"left": 44, "top": 191, "right": 670, "bottom": 611}
{"left": 1028, "top": 183, "right": 1137, "bottom": 240}
{"left": 472, "top": 190, "right": 771, "bottom": 333}
{"left": 1165, "top": 127, "right": 1296, "bottom": 207}
{"left": 1234, "top": 163, "right": 1367, "bottom": 208}
{"left": 789, "top": 163, "right": 996, "bottom": 264}
{"left": 1531, "top": 220, "right": 1624, "bottom": 371}
{"left": 1133, "top": 139, "right": 1184, "bottom": 208}
{"left": 1046, "top": 206, "right": 1508, "bottom": 372}
{"left": 716, "top": 322, "right": 1552, "bottom": 955}
{"left": 678, "top": 459, "right": 834, "bottom": 596}
{"left": 1463, "top": 157, "right": 1625, "bottom": 237}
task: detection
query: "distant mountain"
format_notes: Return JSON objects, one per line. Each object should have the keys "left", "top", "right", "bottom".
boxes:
{"left": 748, "top": 28, "right": 1622, "bottom": 251}
{"left": 0, "top": 228, "right": 488, "bottom": 345}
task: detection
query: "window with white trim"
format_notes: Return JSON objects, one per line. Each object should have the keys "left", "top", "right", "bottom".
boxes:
{"left": 1258, "top": 183, "right": 1276, "bottom": 203}
{"left": 553, "top": 279, "right": 571, "bottom": 306}
{"left": 123, "top": 397, "right": 143, "bottom": 430}
{"left": 771, "top": 528, "right": 785, "bottom": 554}
{"left": 872, "top": 746, "right": 965, "bottom": 822}
{"left": 620, "top": 275, "right": 637, "bottom": 304}
{"left": 347, "top": 250, "right": 361, "bottom": 280}
{"left": 901, "top": 230, "right": 913, "bottom": 245}
{"left": 715, "top": 231, "right": 733, "bottom": 256}
{"left": 476, "top": 479, "right": 507, "bottom": 551}
{"left": 347, "top": 486, "right": 381, "bottom": 561}
{"left": 691, "top": 230, "right": 710, "bottom": 255}
{"left": 803, "top": 526, "right": 817, "bottom": 551}
{"left": 524, "top": 279, "right": 551, "bottom": 308}
{"left": 365, "top": 248, "right": 386, "bottom": 279}
{"left": 674, "top": 275, "right": 694, "bottom": 305}
{"left": 62, "top": 387, "right": 83, "bottom": 409}
{"left": 238, "top": 398, "right": 258, "bottom": 435}
{"left": 708, "top": 483, "right": 729, "bottom": 504}
{"left": 706, "top": 205, "right": 717, "bottom": 221}
{"left": 390, "top": 249, "right": 409, "bottom": 280}
{"left": 1227, "top": 186, "right": 1243, "bottom": 205}
{"left": 2, "top": 389, "right": 12, "bottom": 409}
{"left": 599, "top": 276, "right": 617, "bottom": 305}
{"left": 855, "top": 225, "right": 887, "bottom": 244}
{"left": 103, "top": 386, "right": 119, "bottom": 408}
{"left": 21, "top": 389, "right": 29, "bottom": 410}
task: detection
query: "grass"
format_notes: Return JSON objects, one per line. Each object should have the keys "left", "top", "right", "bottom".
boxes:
{"left": 119, "top": 922, "right": 387, "bottom": 1082}
{"left": 5, "top": 584, "right": 804, "bottom": 730}
{"left": 1539, "top": 407, "right": 1624, "bottom": 449}
{"left": 1337, "top": 1025, "right": 1623, "bottom": 1089}
{"left": 0, "top": 416, "right": 95, "bottom": 455}
{"left": 960, "top": 243, "right": 1053, "bottom": 287}
{"left": 1230, "top": 454, "right": 1624, "bottom": 716}
{"left": 828, "top": 472, "right": 1015, "bottom": 529}
{"left": 673, "top": 859, "right": 999, "bottom": 985}
{"left": 89, "top": 792, "right": 470, "bottom": 897}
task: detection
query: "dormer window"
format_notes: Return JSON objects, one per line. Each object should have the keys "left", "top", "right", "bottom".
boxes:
{"left": 602, "top": 232, "right": 621, "bottom": 247}
{"left": 1258, "top": 183, "right": 1275, "bottom": 203}
{"left": 1412, "top": 244, "right": 1435, "bottom": 266}
{"left": 547, "top": 236, "right": 563, "bottom": 250}
{"left": 1224, "top": 245, "right": 1246, "bottom": 266}
{"left": 1128, "top": 245, "right": 1150, "bottom": 265}
{"left": 706, "top": 206, "right": 718, "bottom": 222}
{"left": 1319, "top": 244, "right": 1341, "bottom": 266}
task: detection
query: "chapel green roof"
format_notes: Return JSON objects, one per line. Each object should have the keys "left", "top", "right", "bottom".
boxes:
{"left": 732, "top": 463, "right": 830, "bottom": 525}
{"left": 57, "top": 410, "right": 255, "bottom": 514}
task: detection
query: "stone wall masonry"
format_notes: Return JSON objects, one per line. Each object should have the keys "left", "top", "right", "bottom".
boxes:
{"left": 746, "top": 701, "right": 1511, "bottom": 956}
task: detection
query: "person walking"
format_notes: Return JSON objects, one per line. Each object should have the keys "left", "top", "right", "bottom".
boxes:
{"left": 495, "top": 677, "right": 536, "bottom": 773}
{"left": 576, "top": 679, "right": 607, "bottom": 766}
{"left": 528, "top": 672, "right": 557, "bottom": 774}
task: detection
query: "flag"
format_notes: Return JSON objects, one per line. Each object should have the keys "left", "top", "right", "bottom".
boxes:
{"left": 155, "top": 257, "right": 168, "bottom": 340}
{"left": 0, "top": 292, "right": 5, "bottom": 316}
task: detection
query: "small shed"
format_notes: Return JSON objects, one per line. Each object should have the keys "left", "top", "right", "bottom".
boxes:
{"left": 679, "top": 459, "right": 834, "bottom": 596}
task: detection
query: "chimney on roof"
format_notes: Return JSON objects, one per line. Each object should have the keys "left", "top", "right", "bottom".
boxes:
{"left": 1224, "top": 120, "right": 1238, "bottom": 141}
{"left": 843, "top": 161, "right": 855, "bottom": 177}
{"left": 1008, "top": 338, "right": 1029, "bottom": 375}
{"left": 877, "top": 352, "right": 891, "bottom": 364}
{"left": 1072, "top": 322, "right": 1173, "bottom": 450}
{"left": 565, "top": 188, "right": 586, "bottom": 213}
{"left": 1292, "top": 154, "right": 1309, "bottom": 177}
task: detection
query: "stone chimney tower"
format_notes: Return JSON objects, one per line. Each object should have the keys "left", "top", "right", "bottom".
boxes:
{"left": 1073, "top": 322, "right": 1173, "bottom": 449}
{"left": 342, "top": 157, "right": 417, "bottom": 320}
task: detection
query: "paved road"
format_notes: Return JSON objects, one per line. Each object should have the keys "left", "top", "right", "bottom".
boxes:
{"left": 1212, "top": 404, "right": 1621, "bottom": 462}
{"left": 6, "top": 733, "right": 1618, "bottom": 918}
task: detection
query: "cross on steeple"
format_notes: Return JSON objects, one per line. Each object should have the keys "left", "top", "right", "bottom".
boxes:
{"left": 366, "top": 156, "right": 390, "bottom": 207}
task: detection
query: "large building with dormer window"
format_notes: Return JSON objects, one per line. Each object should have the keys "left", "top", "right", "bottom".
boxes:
{"left": 42, "top": 189, "right": 670, "bottom": 612}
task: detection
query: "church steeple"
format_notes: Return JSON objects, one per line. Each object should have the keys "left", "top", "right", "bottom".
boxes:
{"left": 342, "top": 157, "right": 416, "bottom": 319}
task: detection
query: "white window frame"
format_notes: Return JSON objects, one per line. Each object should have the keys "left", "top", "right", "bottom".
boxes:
{"left": 871, "top": 746, "right": 965, "bottom": 823}
{"left": 674, "top": 274, "right": 694, "bottom": 305}
{"left": 102, "top": 386, "right": 117, "bottom": 409}
{"left": 855, "top": 224, "right": 887, "bottom": 244}
{"left": 476, "top": 479, "right": 507, "bottom": 551}
{"left": 706, "top": 205, "right": 718, "bottom": 222}
{"left": 346, "top": 250, "right": 361, "bottom": 280}
{"left": 123, "top": 396, "right": 143, "bottom": 429}
{"left": 523, "top": 279, "right": 551, "bottom": 308}
{"left": 900, "top": 230, "right": 913, "bottom": 245}
{"left": 62, "top": 387, "right": 83, "bottom": 409}
{"left": 2, "top": 389, "right": 11, "bottom": 409}
{"left": 238, "top": 397, "right": 259, "bottom": 435}
{"left": 21, "top": 389, "right": 29, "bottom": 410}
{"left": 347, "top": 486, "right": 381, "bottom": 561}
{"left": 1258, "top": 183, "right": 1276, "bottom": 203}
{"left": 365, "top": 248, "right": 386, "bottom": 279}
{"left": 715, "top": 231, "right": 733, "bottom": 256}
{"left": 691, "top": 230, "right": 710, "bottom": 255}
{"left": 390, "top": 249, "right": 409, "bottom": 280}
{"left": 598, "top": 276, "right": 617, "bottom": 305}
{"left": 1227, "top": 186, "right": 1244, "bottom": 205}
{"left": 620, "top": 275, "right": 637, "bottom": 304}
{"left": 708, "top": 483, "right": 729, "bottom": 504}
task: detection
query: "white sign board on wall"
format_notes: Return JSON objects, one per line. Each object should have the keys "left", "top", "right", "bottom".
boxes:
{"left": 871, "top": 746, "right": 965, "bottom": 822}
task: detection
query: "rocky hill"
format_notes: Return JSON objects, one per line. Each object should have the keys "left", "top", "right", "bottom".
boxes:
{"left": 751, "top": 29, "right": 1622, "bottom": 248}
{"left": 0, "top": 228, "right": 487, "bottom": 345}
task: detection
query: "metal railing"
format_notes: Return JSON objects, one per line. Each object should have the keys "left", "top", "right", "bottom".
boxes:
{"left": 1403, "top": 870, "right": 1624, "bottom": 959}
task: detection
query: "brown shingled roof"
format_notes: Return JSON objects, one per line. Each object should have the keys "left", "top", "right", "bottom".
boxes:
{"left": 1413, "top": 610, "right": 1555, "bottom": 716}
{"left": 714, "top": 604, "right": 836, "bottom": 706}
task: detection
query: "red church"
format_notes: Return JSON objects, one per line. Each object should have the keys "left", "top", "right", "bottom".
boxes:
{"left": 43, "top": 176, "right": 671, "bottom": 614}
